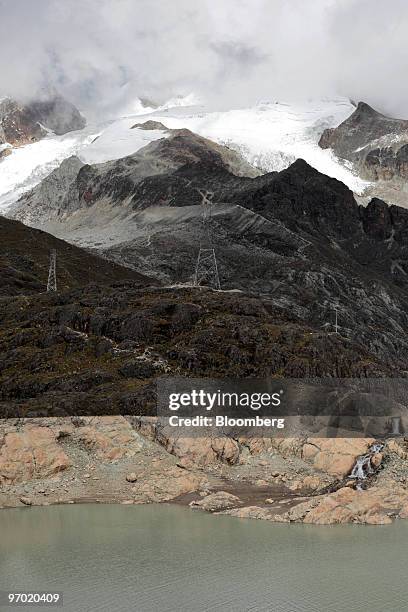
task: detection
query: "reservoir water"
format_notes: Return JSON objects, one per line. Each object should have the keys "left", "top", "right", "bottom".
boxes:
{"left": 0, "top": 504, "right": 407, "bottom": 611}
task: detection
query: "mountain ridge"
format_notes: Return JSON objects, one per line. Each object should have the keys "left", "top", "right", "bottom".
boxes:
{"left": 9, "top": 126, "right": 408, "bottom": 370}
{"left": 0, "top": 214, "right": 152, "bottom": 296}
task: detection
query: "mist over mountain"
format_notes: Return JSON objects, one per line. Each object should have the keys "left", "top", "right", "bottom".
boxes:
{"left": 1, "top": 0, "right": 408, "bottom": 119}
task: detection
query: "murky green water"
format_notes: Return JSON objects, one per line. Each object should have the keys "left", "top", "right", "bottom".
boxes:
{"left": 0, "top": 504, "right": 407, "bottom": 611}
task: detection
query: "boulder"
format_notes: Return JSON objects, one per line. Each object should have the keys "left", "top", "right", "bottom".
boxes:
{"left": 221, "top": 506, "right": 273, "bottom": 520}
{"left": 294, "top": 484, "right": 408, "bottom": 525}
{"left": 132, "top": 465, "right": 207, "bottom": 503}
{"left": 150, "top": 429, "right": 241, "bottom": 467}
{"left": 302, "top": 438, "right": 375, "bottom": 477}
{"left": 370, "top": 452, "right": 383, "bottom": 468}
{"left": 190, "top": 491, "right": 242, "bottom": 512}
{"left": 289, "top": 474, "right": 325, "bottom": 492}
{"left": 119, "top": 360, "right": 156, "bottom": 379}
{"left": 399, "top": 503, "right": 408, "bottom": 519}
{"left": 73, "top": 416, "right": 143, "bottom": 461}
{"left": 0, "top": 426, "right": 71, "bottom": 484}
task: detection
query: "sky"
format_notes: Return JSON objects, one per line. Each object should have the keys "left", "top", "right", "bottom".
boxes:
{"left": 0, "top": 0, "right": 408, "bottom": 118}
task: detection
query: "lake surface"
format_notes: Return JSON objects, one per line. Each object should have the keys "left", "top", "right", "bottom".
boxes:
{"left": 0, "top": 504, "right": 407, "bottom": 612}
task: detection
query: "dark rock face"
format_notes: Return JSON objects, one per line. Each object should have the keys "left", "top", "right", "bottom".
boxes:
{"left": 0, "top": 215, "right": 153, "bottom": 296}
{"left": 119, "top": 361, "right": 156, "bottom": 379}
{"left": 0, "top": 95, "right": 85, "bottom": 147}
{"left": 362, "top": 198, "right": 393, "bottom": 240}
{"left": 130, "top": 120, "right": 169, "bottom": 131}
{"left": 0, "top": 285, "right": 392, "bottom": 417}
{"left": 364, "top": 144, "right": 408, "bottom": 181}
{"left": 25, "top": 95, "right": 86, "bottom": 135}
{"left": 319, "top": 101, "right": 408, "bottom": 181}
{"left": 0, "top": 98, "right": 45, "bottom": 146}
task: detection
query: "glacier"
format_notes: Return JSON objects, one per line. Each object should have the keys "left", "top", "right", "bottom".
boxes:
{"left": 0, "top": 96, "right": 370, "bottom": 213}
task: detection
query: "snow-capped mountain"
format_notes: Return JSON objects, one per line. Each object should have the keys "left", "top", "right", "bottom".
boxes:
{"left": 147, "top": 97, "right": 368, "bottom": 191}
{"left": 0, "top": 96, "right": 369, "bottom": 212}
{"left": 6, "top": 93, "right": 408, "bottom": 373}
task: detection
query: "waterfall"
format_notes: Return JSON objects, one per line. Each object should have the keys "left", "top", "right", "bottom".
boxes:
{"left": 349, "top": 443, "right": 384, "bottom": 488}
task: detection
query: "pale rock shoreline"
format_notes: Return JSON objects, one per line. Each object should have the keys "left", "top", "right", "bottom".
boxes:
{"left": 0, "top": 416, "right": 407, "bottom": 526}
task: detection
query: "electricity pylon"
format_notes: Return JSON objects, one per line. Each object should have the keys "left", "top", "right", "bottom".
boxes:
{"left": 193, "top": 189, "right": 221, "bottom": 290}
{"left": 47, "top": 249, "right": 57, "bottom": 292}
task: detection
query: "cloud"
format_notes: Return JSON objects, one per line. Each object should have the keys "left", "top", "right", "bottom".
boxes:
{"left": 0, "top": 0, "right": 408, "bottom": 118}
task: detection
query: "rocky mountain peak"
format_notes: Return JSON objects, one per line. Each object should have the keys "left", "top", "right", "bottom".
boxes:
{"left": 26, "top": 95, "right": 86, "bottom": 135}
{"left": 0, "top": 94, "right": 86, "bottom": 148}
{"left": 354, "top": 101, "right": 384, "bottom": 119}
{"left": 130, "top": 120, "right": 169, "bottom": 131}
{"left": 279, "top": 158, "right": 318, "bottom": 179}
{"left": 318, "top": 100, "right": 408, "bottom": 192}
{"left": 144, "top": 128, "right": 261, "bottom": 178}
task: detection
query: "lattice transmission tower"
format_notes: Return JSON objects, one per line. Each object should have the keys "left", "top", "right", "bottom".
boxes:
{"left": 193, "top": 189, "right": 221, "bottom": 290}
{"left": 47, "top": 249, "right": 57, "bottom": 292}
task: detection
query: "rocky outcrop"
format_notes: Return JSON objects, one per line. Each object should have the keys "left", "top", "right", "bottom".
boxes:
{"left": 0, "top": 98, "right": 45, "bottom": 146}
{"left": 221, "top": 506, "right": 274, "bottom": 520}
{"left": 0, "top": 417, "right": 407, "bottom": 525}
{"left": 11, "top": 156, "right": 85, "bottom": 222}
{"left": 266, "top": 438, "right": 379, "bottom": 479}
{"left": 190, "top": 491, "right": 242, "bottom": 512}
{"left": 0, "top": 425, "right": 71, "bottom": 484}
{"left": 0, "top": 95, "right": 85, "bottom": 148}
{"left": 319, "top": 101, "right": 408, "bottom": 183}
{"left": 301, "top": 438, "right": 375, "bottom": 478}
{"left": 150, "top": 428, "right": 241, "bottom": 468}
{"left": 1, "top": 283, "right": 393, "bottom": 419}
{"left": 131, "top": 465, "right": 207, "bottom": 503}
{"left": 0, "top": 146, "right": 12, "bottom": 160}
{"left": 131, "top": 120, "right": 169, "bottom": 131}
{"left": 72, "top": 416, "right": 144, "bottom": 461}
{"left": 25, "top": 95, "right": 86, "bottom": 136}
{"left": 0, "top": 416, "right": 208, "bottom": 507}
{"left": 281, "top": 483, "right": 408, "bottom": 525}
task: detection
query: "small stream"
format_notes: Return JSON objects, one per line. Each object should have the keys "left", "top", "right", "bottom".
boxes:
{"left": 349, "top": 443, "right": 384, "bottom": 490}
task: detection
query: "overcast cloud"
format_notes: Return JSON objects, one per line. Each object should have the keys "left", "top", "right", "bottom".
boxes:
{"left": 0, "top": 0, "right": 407, "bottom": 118}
